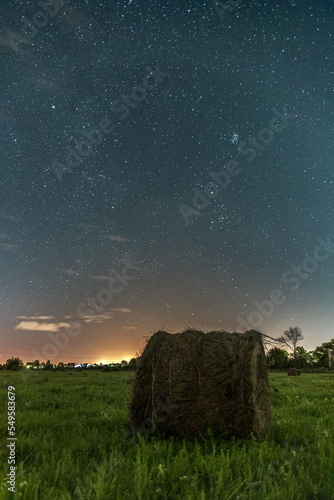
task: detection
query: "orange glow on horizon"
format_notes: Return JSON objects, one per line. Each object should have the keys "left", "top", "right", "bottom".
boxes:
{"left": 97, "top": 355, "right": 135, "bottom": 364}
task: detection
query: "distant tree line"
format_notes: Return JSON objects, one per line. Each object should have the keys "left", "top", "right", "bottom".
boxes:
{"left": 266, "top": 342, "right": 334, "bottom": 370}
{"left": 266, "top": 327, "right": 334, "bottom": 370}
{"left": 0, "top": 357, "right": 139, "bottom": 371}
{"left": 1, "top": 327, "right": 332, "bottom": 372}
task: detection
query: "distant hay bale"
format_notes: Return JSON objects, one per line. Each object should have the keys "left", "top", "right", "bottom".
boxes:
{"left": 130, "top": 329, "right": 271, "bottom": 440}
{"left": 288, "top": 368, "right": 301, "bottom": 376}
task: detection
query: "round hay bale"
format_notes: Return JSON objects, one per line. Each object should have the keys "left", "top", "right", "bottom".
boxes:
{"left": 130, "top": 329, "right": 271, "bottom": 440}
{"left": 288, "top": 368, "right": 301, "bottom": 376}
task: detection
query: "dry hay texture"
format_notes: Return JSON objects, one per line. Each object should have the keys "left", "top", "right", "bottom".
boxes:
{"left": 130, "top": 329, "right": 271, "bottom": 440}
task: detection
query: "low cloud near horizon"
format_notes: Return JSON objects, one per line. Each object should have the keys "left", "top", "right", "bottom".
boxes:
{"left": 15, "top": 321, "right": 69, "bottom": 332}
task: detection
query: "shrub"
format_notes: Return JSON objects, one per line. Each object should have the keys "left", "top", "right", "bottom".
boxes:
{"left": 5, "top": 357, "right": 23, "bottom": 370}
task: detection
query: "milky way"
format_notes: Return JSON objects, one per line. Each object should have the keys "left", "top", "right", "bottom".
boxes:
{"left": 1, "top": 0, "right": 334, "bottom": 363}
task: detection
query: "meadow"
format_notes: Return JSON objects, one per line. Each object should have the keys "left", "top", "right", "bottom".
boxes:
{"left": 0, "top": 370, "right": 333, "bottom": 500}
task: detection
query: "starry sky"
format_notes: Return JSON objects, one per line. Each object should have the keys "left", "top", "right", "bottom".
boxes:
{"left": 1, "top": 0, "right": 334, "bottom": 364}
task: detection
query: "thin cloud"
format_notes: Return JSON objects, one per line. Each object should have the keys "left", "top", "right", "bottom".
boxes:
{"left": 0, "top": 212, "right": 19, "bottom": 221}
{"left": 33, "top": 77, "right": 74, "bottom": 96}
{"left": 0, "top": 242, "right": 19, "bottom": 254}
{"left": 80, "top": 313, "right": 113, "bottom": 323}
{"left": 15, "top": 321, "right": 69, "bottom": 332}
{"left": 91, "top": 274, "right": 112, "bottom": 281}
{"left": 0, "top": 29, "right": 32, "bottom": 56}
{"left": 113, "top": 308, "right": 132, "bottom": 313}
{"left": 105, "top": 234, "right": 128, "bottom": 242}
{"left": 17, "top": 316, "right": 56, "bottom": 320}
{"left": 117, "top": 258, "right": 149, "bottom": 272}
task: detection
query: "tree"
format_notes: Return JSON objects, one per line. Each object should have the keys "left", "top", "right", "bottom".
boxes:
{"left": 310, "top": 340, "right": 334, "bottom": 368}
{"left": 294, "top": 346, "right": 314, "bottom": 368}
{"left": 5, "top": 357, "right": 23, "bottom": 370}
{"left": 128, "top": 358, "right": 137, "bottom": 370}
{"left": 44, "top": 360, "right": 53, "bottom": 370}
{"left": 266, "top": 348, "right": 289, "bottom": 370}
{"left": 33, "top": 360, "right": 40, "bottom": 369}
{"left": 278, "top": 326, "right": 304, "bottom": 362}
{"left": 120, "top": 360, "right": 128, "bottom": 366}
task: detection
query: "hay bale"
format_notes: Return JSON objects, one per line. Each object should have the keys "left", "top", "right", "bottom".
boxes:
{"left": 288, "top": 368, "right": 301, "bottom": 376}
{"left": 130, "top": 329, "right": 271, "bottom": 440}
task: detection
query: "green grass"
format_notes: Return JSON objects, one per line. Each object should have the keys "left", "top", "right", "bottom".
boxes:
{"left": 0, "top": 370, "right": 333, "bottom": 499}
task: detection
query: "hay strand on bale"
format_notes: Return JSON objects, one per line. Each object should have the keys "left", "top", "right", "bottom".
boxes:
{"left": 130, "top": 329, "right": 271, "bottom": 440}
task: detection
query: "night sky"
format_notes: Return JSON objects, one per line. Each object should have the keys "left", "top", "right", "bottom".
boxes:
{"left": 1, "top": 0, "right": 334, "bottom": 364}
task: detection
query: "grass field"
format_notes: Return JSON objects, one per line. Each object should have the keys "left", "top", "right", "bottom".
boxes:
{"left": 0, "top": 370, "right": 333, "bottom": 500}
